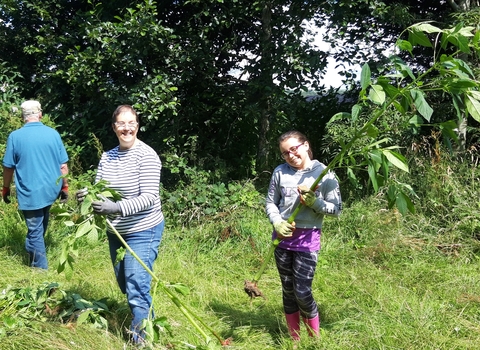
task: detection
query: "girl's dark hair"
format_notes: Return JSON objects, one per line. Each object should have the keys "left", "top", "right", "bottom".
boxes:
{"left": 278, "top": 130, "right": 313, "bottom": 159}
{"left": 111, "top": 105, "right": 139, "bottom": 124}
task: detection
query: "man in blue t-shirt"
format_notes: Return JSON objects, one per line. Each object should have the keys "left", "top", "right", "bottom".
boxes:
{"left": 2, "top": 100, "right": 69, "bottom": 269}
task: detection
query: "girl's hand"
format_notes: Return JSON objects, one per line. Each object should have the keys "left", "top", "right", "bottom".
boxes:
{"left": 273, "top": 220, "right": 296, "bottom": 239}
{"left": 298, "top": 185, "right": 318, "bottom": 208}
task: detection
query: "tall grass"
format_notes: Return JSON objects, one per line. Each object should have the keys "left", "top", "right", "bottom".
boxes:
{"left": 1, "top": 157, "right": 480, "bottom": 349}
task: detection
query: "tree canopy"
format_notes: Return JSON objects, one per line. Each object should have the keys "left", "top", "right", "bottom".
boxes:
{"left": 1, "top": 0, "right": 479, "bottom": 186}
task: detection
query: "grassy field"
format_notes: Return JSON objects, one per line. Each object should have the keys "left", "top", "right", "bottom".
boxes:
{"left": 1, "top": 193, "right": 480, "bottom": 350}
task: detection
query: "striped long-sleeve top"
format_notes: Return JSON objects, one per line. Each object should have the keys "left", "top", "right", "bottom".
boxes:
{"left": 95, "top": 140, "right": 164, "bottom": 235}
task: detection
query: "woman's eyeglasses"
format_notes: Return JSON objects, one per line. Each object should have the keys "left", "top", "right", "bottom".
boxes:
{"left": 281, "top": 143, "right": 304, "bottom": 159}
{"left": 114, "top": 121, "right": 138, "bottom": 129}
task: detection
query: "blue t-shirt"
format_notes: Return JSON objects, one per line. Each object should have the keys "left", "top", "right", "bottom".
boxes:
{"left": 3, "top": 122, "right": 69, "bottom": 210}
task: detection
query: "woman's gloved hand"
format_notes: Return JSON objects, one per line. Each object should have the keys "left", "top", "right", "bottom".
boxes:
{"left": 75, "top": 188, "right": 88, "bottom": 203}
{"left": 92, "top": 198, "right": 121, "bottom": 215}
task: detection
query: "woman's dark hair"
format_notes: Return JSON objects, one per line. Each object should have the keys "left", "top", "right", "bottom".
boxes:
{"left": 111, "top": 105, "right": 139, "bottom": 124}
{"left": 278, "top": 130, "right": 313, "bottom": 159}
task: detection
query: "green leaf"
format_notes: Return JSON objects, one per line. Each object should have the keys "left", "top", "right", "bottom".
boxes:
{"left": 408, "top": 29, "right": 433, "bottom": 48}
{"left": 404, "top": 190, "right": 416, "bottom": 214}
{"left": 410, "top": 89, "right": 433, "bottom": 121}
{"left": 396, "top": 191, "right": 415, "bottom": 215}
{"left": 76, "top": 310, "right": 91, "bottom": 325}
{"left": 368, "top": 150, "right": 383, "bottom": 164}
{"left": 368, "top": 85, "right": 386, "bottom": 105}
{"left": 328, "top": 112, "right": 350, "bottom": 125}
{"left": 400, "top": 94, "right": 412, "bottom": 114}
{"left": 395, "top": 191, "right": 407, "bottom": 215}
{"left": 411, "top": 22, "right": 442, "bottom": 34}
{"left": 99, "top": 190, "right": 115, "bottom": 199}
{"left": 3, "top": 316, "right": 17, "bottom": 328}
{"left": 409, "top": 115, "right": 423, "bottom": 126}
{"left": 367, "top": 162, "right": 379, "bottom": 192}
{"left": 465, "top": 91, "right": 480, "bottom": 122}
{"left": 365, "top": 125, "right": 379, "bottom": 138}
{"left": 446, "top": 79, "right": 478, "bottom": 92}
{"left": 50, "top": 207, "right": 70, "bottom": 216}
{"left": 442, "top": 24, "right": 475, "bottom": 53}
{"left": 65, "top": 258, "right": 74, "bottom": 280}
{"left": 114, "top": 247, "right": 126, "bottom": 265}
{"left": 57, "top": 261, "right": 65, "bottom": 274}
{"left": 75, "top": 221, "right": 91, "bottom": 238}
{"left": 451, "top": 94, "right": 463, "bottom": 119}
{"left": 392, "top": 100, "right": 405, "bottom": 114}
{"left": 346, "top": 167, "right": 357, "bottom": 186}
{"left": 80, "top": 199, "right": 92, "bottom": 216}
{"left": 396, "top": 39, "right": 413, "bottom": 54}
{"left": 382, "top": 150, "right": 409, "bottom": 172}
{"left": 172, "top": 283, "right": 190, "bottom": 296}
{"left": 387, "top": 186, "right": 397, "bottom": 208}
{"left": 377, "top": 79, "right": 400, "bottom": 100}
{"left": 153, "top": 317, "right": 172, "bottom": 337}
{"left": 87, "top": 226, "right": 98, "bottom": 242}
{"left": 143, "top": 319, "right": 155, "bottom": 342}
{"left": 351, "top": 104, "right": 362, "bottom": 122}
{"left": 439, "top": 120, "right": 459, "bottom": 142}
{"left": 360, "top": 63, "right": 371, "bottom": 90}
{"left": 390, "top": 55, "right": 415, "bottom": 80}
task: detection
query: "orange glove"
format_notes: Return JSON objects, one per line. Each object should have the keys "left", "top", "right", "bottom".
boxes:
{"left": 59, "top": 185, "right": 69, "bottom": 203}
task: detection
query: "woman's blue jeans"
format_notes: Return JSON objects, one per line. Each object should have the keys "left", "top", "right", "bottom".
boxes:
{"left": 22, "top": 206, "right": 51, "bottom": 270}
{"left": 107, "top": 220, "right": 164, "bottom": 343}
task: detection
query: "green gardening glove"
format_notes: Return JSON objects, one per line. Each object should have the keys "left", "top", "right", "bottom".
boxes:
{"left": 298, "top": 185, "right": 317, "bottom": 208}
{"left": 273, "top": 220, "right": 295, "bottom": 239}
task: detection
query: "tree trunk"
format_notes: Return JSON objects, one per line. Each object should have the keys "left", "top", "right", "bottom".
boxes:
{"left": 446, "top": 0, "right": 480, "bottom": 11}
{"left": 256, "top": 1, "right": 273, "bottom": 173}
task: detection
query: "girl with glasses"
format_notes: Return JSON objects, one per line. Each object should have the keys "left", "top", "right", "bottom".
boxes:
{"left": 265, "top": 130, "right": 342, "bottom": 342}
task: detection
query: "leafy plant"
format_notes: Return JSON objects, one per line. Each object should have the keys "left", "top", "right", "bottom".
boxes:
{"left": 51, "top": 173, "right": 119, "bottom": 280}
{"left": 0, "top": 282, "right": 108, "bottom": 339}
{"left": 326, "top": 22, "right": 480, "bottom": 213}
{"left": 161, "top": 146, "right": 264, "bottom": 228}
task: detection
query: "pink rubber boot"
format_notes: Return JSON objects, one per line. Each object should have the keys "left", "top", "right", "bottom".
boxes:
{"left": 303, "top": 314, "right": 320, "bottom": 337}
{"left": 285, "top": 311, "right": 301, "bottom": 340}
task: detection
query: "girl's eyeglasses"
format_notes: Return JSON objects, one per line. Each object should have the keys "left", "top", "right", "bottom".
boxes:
{"left": 281, "top": 143, "right": 304, "bottom": 159}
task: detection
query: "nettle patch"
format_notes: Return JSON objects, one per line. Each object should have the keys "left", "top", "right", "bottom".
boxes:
{"left": 0, "top": 282, "right": 108, "bottom": 338}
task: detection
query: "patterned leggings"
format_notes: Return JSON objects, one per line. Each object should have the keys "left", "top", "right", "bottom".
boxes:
{"left": 274, "top": 247, "right": 318, "bottom": 319}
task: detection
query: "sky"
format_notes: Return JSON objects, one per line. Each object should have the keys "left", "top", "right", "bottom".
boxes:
{"left": 228, "top": 21, "right": 363, "bottom": 89}
{"left": 308, "top": 23, "right": 360, "bottom": 88}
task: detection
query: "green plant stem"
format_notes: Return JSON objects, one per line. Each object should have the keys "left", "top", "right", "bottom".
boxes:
{"left": 105, "top": 219, "right": 223, "bottom": 345}
{"left": 252, "top": 238, "right": 279, "bottom": 284}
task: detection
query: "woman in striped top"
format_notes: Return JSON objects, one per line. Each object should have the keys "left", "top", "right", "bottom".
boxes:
{"left": 88, "top": 105, "right": 164, "bottom": 345}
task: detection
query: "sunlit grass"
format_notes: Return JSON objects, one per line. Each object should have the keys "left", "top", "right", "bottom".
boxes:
{"left": 1, "top": 184, "right": 480, "bottom": 349}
